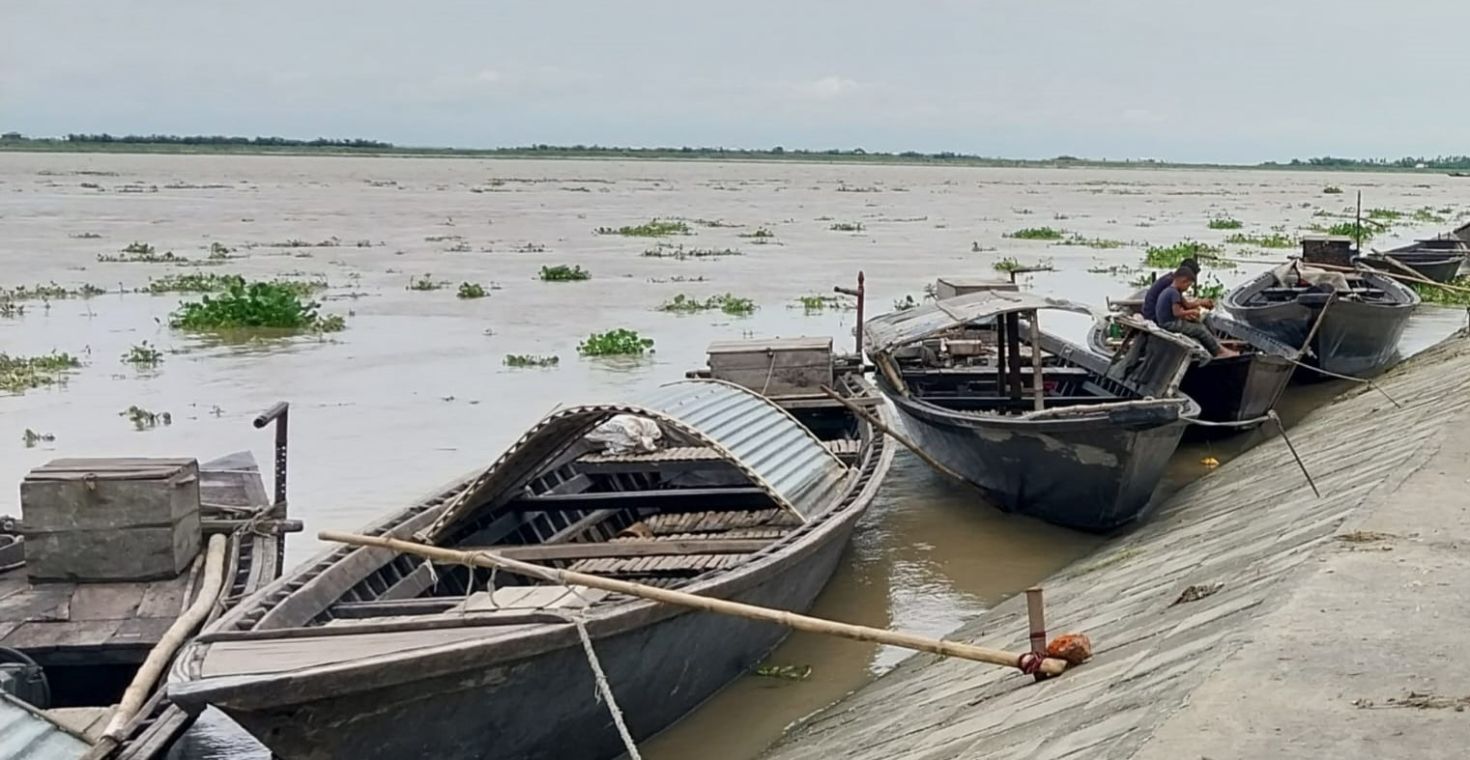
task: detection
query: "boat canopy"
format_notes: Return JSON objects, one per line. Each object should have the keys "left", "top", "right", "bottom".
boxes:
{"left": 423, "top": 380, "right": 848, "bottom": 538}
{"left": 864, "top": 290, "right": 1095, "bottom": 354}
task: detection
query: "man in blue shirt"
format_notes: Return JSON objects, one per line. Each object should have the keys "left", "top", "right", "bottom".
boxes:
{"left": 1154, "top": 266, "right": 1238, "bottom": 358}
{"left": 1141, "top": 258, "right": 1213, "bottom": 323}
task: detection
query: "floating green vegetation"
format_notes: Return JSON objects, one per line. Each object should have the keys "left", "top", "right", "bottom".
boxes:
{"left": 22, "top": 429, "right": 55, "bottom": 448}
{"left": 738, "top": 227, "right": 776, "bottom": 239}
{"left": 169, "top": 280, "right": 346, "bottom": 332}
{"left": 1004, "top": 226, "right": 1065, "bottom": 241}
{"left": 69, "top": 232, "right": 102, "bottom": 239}
{"left": 257, "top": 237, "right": 341, "bottom": 249}
{"left": 1412, "top": 207, "right": 1448, "bottom": 223}
{"left": 1057, "top": 234, "right": 1126, "bottom": 249}
{"left": 1207, "top": 217, "right": 1244, "bottom": 230}
{"left": 1, "top": 282, "right": 106, "bottom": 300}
{"left": 1, "top": 352, "right": 81, "bottom": 394}
{"left": 121, "top": 405, "right": 172, "bottom": 430}
{"left": 208, "top": 242, "right": 235, "bottom": 259}
{"left": 658, "top": 293, "right": 757, "bottom": 316}
{"left": 99, "top": 242, "right": 190, "bottom": 263}
{"left": 795, "top": 294, "right": 850, "bottom": 313}
{"left": 456, "top": 282, "right": 489, "bottom": 299}
{"left": 595, "top": 219, "right": 691, "bottom": 237}
{"left": 1365, "top": 208, "right": 1402, "bottom": 221}
{"left": 144, "top": 273, "right": 324, "bottom": 296}
{"left": 0, "top": 301, "right": 23, "bottom": 319}
{"left": 1224, "top": 231, "right": 1296, "bottom": 249}
{"left": 1310, "top": 221, "right": 1378, "bottom": 242}
{"left": 754, "top": 664, "right": 813, "bottom": 681}
{"left": 577, "top": 329, "right": 654, "bottom": 356}
{"left": 893, "top": 294, "right": 920, "bottom": 311}
{"left": 407, "top": 274, "right": 448, "bottom": 291}
{"left": 1323, "top": 185, "right": 1344, "bottom": 194}
{"left": 1413, "top": 276, "right": 1470, "bottom": 307}
{"left": 642, "top": 244, "right": 743, "bottom": 260}
{"left": 1143, "top": 240, "right": 1232, "bottom": 269}
{"left": 1087, "top": 263, "right": 1141, "bottom": 276}
{"left": 993, "top": 257, "right": 1052, "bottom": 274}
{"left": 122, "top": 341, "right": 163, "bottom": 367}
{"left": 1191, "top": 274, "right": 1227, "bottom": 301}
{"left": 1128, "top": 272, "right": 1156, "bottom": 288}
{"left": 688, "top": 218, "right": 741, "bottom": 228}
{"left": 828, "top": 221, "right": 865, "bottom": 232}
{"left": 504, "top": 354, "right": 560, "bottom": 368}
{"left": 539, "top": 265, "right": 590, "bottom": 282}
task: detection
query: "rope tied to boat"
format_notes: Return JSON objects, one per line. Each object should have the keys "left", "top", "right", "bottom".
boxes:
{"left": 553, "top": 611, "right": 644, "bottom": 760}
{"left": 1282, "top": 358, "right": 1403, "bottom": 408}
{"left": 1184, "top": 411, "right": 1319, "bottom": 498}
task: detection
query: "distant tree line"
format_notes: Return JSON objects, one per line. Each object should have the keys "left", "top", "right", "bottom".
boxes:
{"left": 1269, "top": 155, "right": 1470, "bottom": 170}
{"left": 0, "top": 132, "right": 392, "bottom": 149}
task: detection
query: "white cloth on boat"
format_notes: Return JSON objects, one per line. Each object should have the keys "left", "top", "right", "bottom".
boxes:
{"left": 586, "top": 415, "right": 663, "bottom": 454}
{"left": 1270, "top": 262, "right": 1350, "bottom": 292}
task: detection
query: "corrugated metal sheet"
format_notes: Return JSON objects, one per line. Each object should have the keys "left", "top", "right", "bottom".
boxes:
{"left": 424, "top": 380, "right": 849, "bottom": 538}
{"left": 0, "top": 695, "right": 89, "bottom": 760}
{"left": 865, "top": 290, "right": 1094, "bottom": 353}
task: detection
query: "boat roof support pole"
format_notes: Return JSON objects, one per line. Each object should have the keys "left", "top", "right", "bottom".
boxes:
{"left": 1029, "top": 310, "right": 1045, "bottom": 411}
{"left": 1005, "top": 313, "right": 1023, "bottom": 399}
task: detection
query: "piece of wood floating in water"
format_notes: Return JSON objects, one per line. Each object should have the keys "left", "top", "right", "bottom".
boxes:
{"left": 319, "top": 530, "right": 1070, "bottom": 677}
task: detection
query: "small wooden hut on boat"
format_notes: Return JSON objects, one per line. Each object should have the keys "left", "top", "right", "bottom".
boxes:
{"left": 168, "top": 340, "right": 894, "bottom": 760}
{"left": 0, "top": 440, "right": 291, "bottom": 760}
{"left": 863, "top": 288, "right": 1200, "bottom": 533}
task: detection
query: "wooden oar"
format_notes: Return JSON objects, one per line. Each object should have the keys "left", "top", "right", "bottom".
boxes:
{"left": 817, "top": 385, "right": 979, "bottom": 487}
{"left": 319, "top": 530, "right": 1069, "bottom": 677}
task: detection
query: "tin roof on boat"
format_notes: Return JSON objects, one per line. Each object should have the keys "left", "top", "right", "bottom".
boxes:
{"left": 864, "top": 290, "right": 1095, "bottom": 353}
{"left": 0, "top": 695, "right": 89, "bottom": 760}
{"left": 424, "top": 380, "right": 849, "bottom": 538}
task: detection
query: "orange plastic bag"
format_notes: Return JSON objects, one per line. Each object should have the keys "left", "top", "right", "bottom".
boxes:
{"left": 1046, "top": 633, "right": 1093, "bottom": 665}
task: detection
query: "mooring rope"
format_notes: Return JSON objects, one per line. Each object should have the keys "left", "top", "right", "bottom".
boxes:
{"left": 559, "top": 612, "right": 643, "bottom": 760}
{"left": 1283, "top": 357, "right": 1402, "bottom": 408}
{"left": 1184, "top": 410, "right": 1319, "bottom": 497}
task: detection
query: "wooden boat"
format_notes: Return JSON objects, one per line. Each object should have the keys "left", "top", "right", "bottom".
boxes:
{"left": 1091, "top": 292, "right": 1296, "bottom": 427}
{"left": 168, "top": 341, "right": 894, "bottom": 760}
{"left": 1358, "top": 238, "right": 1466, "bottom": 283}
{"left": 864, "top": 289, "right": 1200, "bottom": 533}
{"left": 1223, "top": 260, "right": 1418, "bottom": 378}
{"left": 0, "top": 445, "right": 290, "bottom": 760}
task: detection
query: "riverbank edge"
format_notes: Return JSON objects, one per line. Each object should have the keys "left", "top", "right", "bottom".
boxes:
{"left": 761, "top": 330, "right": 1470, "bottom": 760}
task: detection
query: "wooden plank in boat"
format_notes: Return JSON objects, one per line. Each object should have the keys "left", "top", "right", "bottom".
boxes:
{"left": 109, "top": 616, "right": 175, "bottom": 648}
{"left": 460, "top": 538, "right": 772, "bottom": 562}
{"left": 69, "top": 582, "right": 148, "bottom": 620}
{"left": 199, "top": 626, "right": 524, "bottom": 678}
{"left": 47, "top": 706, "right": 114, "bottom": 741}
{"left": 3, "top": 619, "right": 124, "bottom": 651}
{"left": 470, "top": 585, "right": 609, "bottom": 611}
{"left": 134, "top": 576, "right": 190, "bottom": 618}
{"left": 508, "top": 487, "right": 773, "bottom": 512}
{"left": 0, "top": 583, "right": 72, "bottom": 623}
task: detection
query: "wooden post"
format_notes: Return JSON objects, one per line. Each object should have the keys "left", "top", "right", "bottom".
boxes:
{"left": 320, "top": 530, "right": 1070, "bottom": 677}
{"left": 1005, "top": 313, "right": 1023, "bottom": 399}
{"left": 1028, "top": 310, "right": 1044, "bottom": 411}
{"left": 995, "top": 314, "right": 1008, "bottom": 394}
{"left": 1026, "top": 587, "right": 1047, "bottom": 681}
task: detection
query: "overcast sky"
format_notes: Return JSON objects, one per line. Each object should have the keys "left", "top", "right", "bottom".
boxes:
{"left": 3, "top": 1, "right": 1466, "bottom": 163}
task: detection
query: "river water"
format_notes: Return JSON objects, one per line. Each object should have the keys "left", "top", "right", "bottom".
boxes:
{"left": 0, "top": 153, "right": 1463, "bottom": 759}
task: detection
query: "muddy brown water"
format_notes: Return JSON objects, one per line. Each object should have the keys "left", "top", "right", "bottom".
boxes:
{"left": 0, "top": 153, "right": 1463, "bottom": 759}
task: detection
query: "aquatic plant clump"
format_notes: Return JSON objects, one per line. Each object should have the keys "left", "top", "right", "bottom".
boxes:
{"left": 578, "top": 329, "right": 655, "bottom": 356}
{"left": 1207, "top": 217, "right": 1244, "bottom": 230}
{"left": 504, "top": 354, "right": 560, "bottom": 367}
{"left": 539, "top": 265, "right": 590, "bottom": 282}
{"left": 2, "top": 282, "right": 106, "bottom": 300}
{"left": 737, "top": 227, "right": 776, "bottom": 239}
{"left": 1004, "top": 227, "right": 1065, "bottom": 241}
{"left": 595, "top": 219, "right": 692, "bottom": 237}
{"left": 121, "top": 405, "right": 172, "bottom": 430}
{"left": 99, "top": 242, "right": 192, "bottom": 264}
{"left": 1057, "top": 234, "right": 1126, "bottom": 249}
{"left": 641, "top": 244, "right": 743, "bottom": 259}
{"left": 1311, "top": 221, "right": 1378, "bottom": 242}
{"left": 1413, "top": 276, "right": 1470, "bottom": 307}
{"left": 1322, "top": 185, "right": 1344, "bottom": 194}
{"left": 1, "top": 352, "right": 82, "bottom": 394}
{"left": 122, "top": 341, "right": 164, "bottom": 367}
{"left": 23, "top": 429, "right": 55, "bottom": 448}
{"left": 1191, "top": 274, "right": 1227, "bottom": 301}
{"left": 794, "top": 294, "right": 850, "bottom": 313}
{"left": 657, "top": 293, "right": 757, "bottom": 316}
{"left": 169, "top": 280, "right": 346, "bottom": 332}
{"left": 1143, "top": 240, "right": 1232, "bottom": 270}
{"left": 1224, "top": 232, "right": 1296, "bottom": 249}
{"left": 828, "top": 221, "right": 865, "bottom": 232}
{"left": 456, "top": 282, "right": 489, "bottom": 299}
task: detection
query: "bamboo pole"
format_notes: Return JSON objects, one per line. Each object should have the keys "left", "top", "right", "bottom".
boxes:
{"left": 1306, "top": 260, "right": 1470, "bottom": 294}
{"left": 87, "top": 533, "right": 229, "bottom": 759}
{"left": 1027, "top": 310, "right": 1045, "bottom": 411}
{"left": 817, "top": 385, "right": 978, "bottom": 487}
{"left": 320, "top": 530, "right": 1069, "bottom": 678}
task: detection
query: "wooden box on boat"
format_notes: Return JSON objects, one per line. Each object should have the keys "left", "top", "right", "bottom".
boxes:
{"left": 706, "top": 337, "right": 834, "bottom": 396}
{"left": 1300, "top": 235, "right": 1355, "bottom": 268}
{"left": 933, "top": 276, "right": 1017, "bottom": 300}
{"left": 20, "top": 458, "right": 201, "bottom": 582}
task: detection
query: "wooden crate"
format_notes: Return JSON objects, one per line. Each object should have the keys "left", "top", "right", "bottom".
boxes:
{"left": 1300, "top": 235, "right": 1356, "bottom": 268}
{"left": 706, "top": 337, "right": 834, "bottom": 397}
{"left": 20, "top": 458, "right": 201, "bottom": 582}
{"left": 934, "top": 277, "right": 1018, "bottom": 300}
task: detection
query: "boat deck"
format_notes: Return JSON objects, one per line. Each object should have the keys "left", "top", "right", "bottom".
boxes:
{"left": 0, "top": 457, "right": 272, "bottom": 666}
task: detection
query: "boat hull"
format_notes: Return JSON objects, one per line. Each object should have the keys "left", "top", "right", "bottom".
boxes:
{"left": 210, "top": 518, "right": 857, "bottom": 760}
{"left": 887, "top": 394, "right": 1189, "bottom": 532}
{"left": 1360, "top": 255, "right": 1464, "bottom": 283}
{"left": 1178, "top": 353, "right": 1293, "bottom": 424}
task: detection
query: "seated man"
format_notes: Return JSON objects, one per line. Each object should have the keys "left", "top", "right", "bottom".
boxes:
{"left": 1154, "top": 266, "right": 1239, "bottom": 358}
{"left": 1141, "top": 258, "right": 1213, "bottom": 322}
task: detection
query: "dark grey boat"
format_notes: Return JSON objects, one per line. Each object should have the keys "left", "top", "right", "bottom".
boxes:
{"left": 1223, "top": 261, "right": 1418, "bottom": 378}
{"left": 168, "top": 342, "right": 893, "bottom": 760}
{"left": 1358, "top": 238, "right": 1466, "bottom": 283}
{"left": 865, "top": 290, "right": 1200, "bottom": 533}
{"left": 1090, "top": 294, "right": 1296, "bottom": 427}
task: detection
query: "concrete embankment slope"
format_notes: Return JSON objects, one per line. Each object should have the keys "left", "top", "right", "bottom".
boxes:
{"left": 764, "top": 334, "right": 1470, "bottom": 760}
